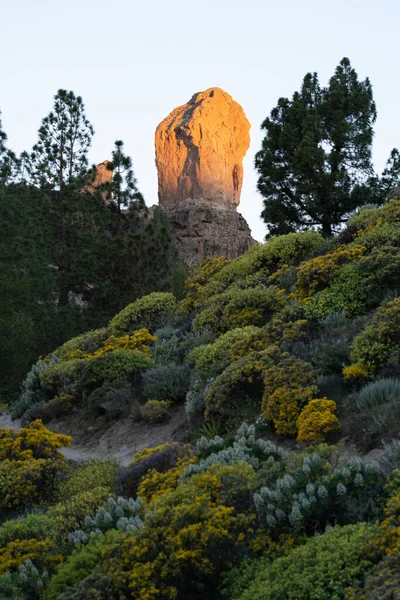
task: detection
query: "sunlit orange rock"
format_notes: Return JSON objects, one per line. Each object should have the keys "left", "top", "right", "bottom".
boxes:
{"left": 86, "top": 160, "right": 113, "bottom": 194}
{"left": 155, "top": 87, "right": 250, "bottom": 210}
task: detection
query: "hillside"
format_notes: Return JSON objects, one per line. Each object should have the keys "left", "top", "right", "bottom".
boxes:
{"left": 1, "top": 198, "right": 400, "bottom": 598}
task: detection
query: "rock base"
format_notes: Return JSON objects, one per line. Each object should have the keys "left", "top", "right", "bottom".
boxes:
{"left": 163, "top": 200, "right": 255, "bottom": 265}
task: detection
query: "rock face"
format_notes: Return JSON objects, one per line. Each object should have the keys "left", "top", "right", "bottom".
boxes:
{"left": 155, "top": 87, "right": 250, "bottom": 210}
{"left": 166, "top": 200, "right": 254, "bottom": 265}
{"left": 155, "top": 87, "right": 254, "bottom": 264}
{"left": 84, "top": 160, "right": 113, "bottom": 201}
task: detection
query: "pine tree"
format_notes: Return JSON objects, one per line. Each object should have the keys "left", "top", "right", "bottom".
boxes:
{"left": 0, "top": 111, "right": 17, "bottom": 189}
{"left": 255, "top": 58, "right": 377, "bottom": 237}
{"left": 106, "top": 140, "right": 145, "bottom": 213}
{"left": 30, "top": 89, "right": 94, "bottom": 190}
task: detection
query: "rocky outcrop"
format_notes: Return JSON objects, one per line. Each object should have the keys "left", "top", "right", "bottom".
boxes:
{"left": 166, "top": 200, "right": 254, "bottom": 265}
{"left": 155, "top": 88, "right": 254, "bottom": 264}
{"left": 84, "top": 160, "right": 113, "bottom": 201}
{"left": 155, "top": 87, "right": 250, "bottom": 210}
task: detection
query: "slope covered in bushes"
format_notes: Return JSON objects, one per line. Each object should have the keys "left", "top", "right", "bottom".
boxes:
{"left": 1, "top": 199, "right": 400, "bottom": 598}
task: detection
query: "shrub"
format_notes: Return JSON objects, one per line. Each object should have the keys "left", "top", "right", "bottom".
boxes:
{"left": 109, "top": 292, "right": 177, "bottom": 334}
{"left": 11, "top": 355, "right": 59, "bottom": 419}
{"left": 261, "top": 353, "right": 316, "bottom": 436}
{"left": 48, "top": 487, "right": 111, "bottom": 544}
{"left": 137, "top": 453, "right": 194, "bottom": 504}
{"left": 350, "top": 552, "right": 400, "bottom": 599}
{"left": 39, "top": 359, "right": 87, "bottom": 396}
{"left": 349, "top": 297, "right": 400, "bottom": 373}
{"left": 295, "top": 244, "right": 366, "bottom": 300}
{"left": 355, "top": 378, "right": 400, "bottom": 412}
{"left": 68, "top": 496, "right": 144, "bottom": 545}
{"left": 87, "top": 380, "right": 137, "bottom": 418}
{"left": 142, "top": 364, "right": 190, "bottom": 401}
{"left": 140, "top": 399, "right": 172, "bottom": 423}
{"left": 253, "top": 453, "right": 381, "bottom": 534}
{"left": 83, "top": 348, "right": 154, "bottom": 387}
{"left": 114, "top": 443, "right": 184, "bottom": 498}
{"left": 237, "top": 524, "right": 375, "bottom": 600}
{"left": 193, "top": 286, "right": 284, "bottom": 335}
{"left": 181, "top": 256, "right": 232, "bottom": 313}
{"left": 45, "top": 530, "right": 123, "bottom": 600}
{"left": 185, "top": 377, "right": 213, "bottom": 424}
{"left": 0, "top": 420, "right": 70, "bottom": 514}
{"left": 343, "top": 379, "right": 400, "bottom": 451}
{"left": 205, "top": 348, "right": 279, "bottom": 420}
{"left": 65, "top": 329, "right": 157, "bottom": 361}
{"left": 98, "top": 491, "right": 253, "bottom": 600}
{"left": 0, "top": 513, "right": 57, "bottom": 547}
{"left": 198, "top": 232, "right": 324, "bottom": 303}
{"left": 304, "top": 262, "right": 368, "bottom": 319}
{"left": 54, "top": 328, "right": 110, "bottom": 360}
{"left": 0, "top": 537, "right": 61, "bottom": 577}
{"left": 21, "top": 393, "right": 76, "bottom": 425}
{"left": 297, "top": 398, "right": 340, "bottom": 442}
{"left": 189, "top": 326, "right": 264, "bottom": 374}
{"left": 182, "top": 422, "right": 286, "bottom": 480}
{"left": 56, "top": 459, "right": 119, "bottom": 501}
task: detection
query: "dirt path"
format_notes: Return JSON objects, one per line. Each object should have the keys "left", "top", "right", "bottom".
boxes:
{"left": 0, "top": 407, "right": 186, "bottom": 467}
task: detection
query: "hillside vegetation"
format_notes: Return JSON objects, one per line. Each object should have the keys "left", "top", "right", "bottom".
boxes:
{"left": 1, "top": 199, "right": 400, "bottom": 598}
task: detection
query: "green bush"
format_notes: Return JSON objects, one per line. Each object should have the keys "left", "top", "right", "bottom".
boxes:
{"left": 0, "top": 513, "right": 57, "bottom": 546}
{"left": 47, "top": 487, "right": 111, "bottom": 544}
{"left": 46, "top": 530, "right": 123, "bottom": 600}
{"left": 140, "top": 399, "right": 172, "bottom": 423}
{"left": 304, "top": 262, "right": 367, "bottom": 319}
{"left": 11, "top": 356, "right": 59, "bottom": 419}
{"left": 142, "top": 364, "right": 190, "bottom": 401}
{"left": 83, "top": 349, "right": 154, "bottom": 387}
{"left": 56, "top": 459, "right": 119, "bottom": 501}
{"left": 204, "top": 348, "right": 278, "bottom": 420}
{"left": 193, "top": 286, "right": 283, "bottom": 335}
{"left": 237, "top": 524, "right": 375, "bottom": 600}
{"left": 350, "top": 297, "right": 400, "bottom": 372}
{"left": 54, "top": 328, "right": 110, "bottom": 360}
{"left": 189, "top": 326, "right": 263, "bottom": 374}
{"left": 109, "top": 292, "right": 177, "bottom": 334}
{"left": 351, "top": 552, "right": 400, "bottom": 599}
{"left": 39, "top": 359, "right": 87, "bottom": 396}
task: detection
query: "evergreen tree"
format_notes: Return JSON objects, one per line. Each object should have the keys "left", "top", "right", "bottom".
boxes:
{"left": 0, "top": 111, "right": 17, "bottom": 189}
{"left": 106, "top": 139, "right": 144, "bottom": 213}
{"left": 30, "top": 89, "right": 94, "bottom": 189}
{"left": 255, "top": 58, "right": 377, "bottom": 237}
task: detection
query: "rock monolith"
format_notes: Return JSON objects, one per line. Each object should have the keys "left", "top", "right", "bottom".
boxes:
{"left": 155, "top": 88, "right": 254, "bottom": 264}
{"left": 155, "top": 87, "right": 250, "bottom": 210}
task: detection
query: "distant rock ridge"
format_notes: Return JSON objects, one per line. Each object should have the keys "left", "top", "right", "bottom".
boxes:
{"left": 155, "top": 87, "right": 255, "bottom": 264}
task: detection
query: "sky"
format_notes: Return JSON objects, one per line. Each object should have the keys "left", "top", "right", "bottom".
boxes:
{"left": 1, "top": 0, "right": 399, "bottom": 241}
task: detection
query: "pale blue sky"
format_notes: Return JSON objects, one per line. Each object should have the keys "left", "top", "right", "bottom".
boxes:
{"left": 1, "top": 0, "right": 399, "bottom": 240}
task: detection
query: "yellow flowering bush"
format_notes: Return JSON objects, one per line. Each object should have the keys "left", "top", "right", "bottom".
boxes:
{"left": 65, "top": 328, "right": 157, "bottom": 361}
{"left": 295, "top": 244, "right": 366, "bottom": 300}
{"left": 297, "top": 398, "right": 340, "bottom": 442}
{"left": 343, "top": 363, "right": 372, "bottom": 384}
{"left": 138, "top": 456, "right": 196, "bottom": 504}
{"left": 261, "top": 354, "right": 316, "bottom": 436}
{"left": 180, "top": 256, "right": 232, "bottom": 313}
{"left": 140, "top": 399, "right": 172, "bottom": 423}
{"left": 0, "top": 537, "right": 62, "bottom": 576}
{"left": 0, "top": 420, "right": 71, "bottom": 513}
